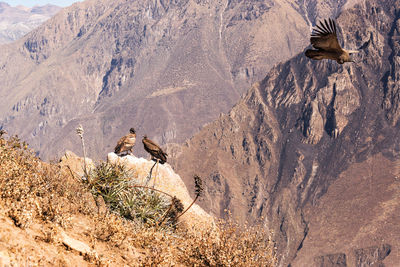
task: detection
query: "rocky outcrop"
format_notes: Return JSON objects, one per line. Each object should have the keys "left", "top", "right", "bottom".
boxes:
{"left": 60, "top": 150, "right": 214, "bottom": 231}
{"left": 107, "top": 153, "right": 214, "bottom": 231}
{"left": 298, "top": 99, "right": 324, "bottom": 144}
{"left": 312, "top": 244, "right": 392, "bottom": 267}
{"left": 314, "top": 253, "right": 347, "bottom": 267}
{"left": 383, "top": 14, "right": 400, "bottom": 126}
{"left": 0, "top": 0, "right": 356, "bottom": 160}
{"left": 61, "top": 231, "right": 97, "bottom": 259}
{"left": 59, "top": 150, "right": 95, "bottom": 178}
{"left": 354, "top": 244, "right": 392, "bottom": 267}
{"left": 171, "top": 0, "right": 400, "bottom": 265}
{"left": 297, "top": 69, "right": 361, "bottom": 144}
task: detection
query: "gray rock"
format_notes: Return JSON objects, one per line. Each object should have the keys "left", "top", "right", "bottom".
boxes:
{"left": 61, "top": 231, "right": 97, "bottom": 258}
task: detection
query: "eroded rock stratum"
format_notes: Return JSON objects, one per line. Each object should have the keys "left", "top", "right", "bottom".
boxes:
{"left": 171, "top": 0, "right": 400, "bottom": 265}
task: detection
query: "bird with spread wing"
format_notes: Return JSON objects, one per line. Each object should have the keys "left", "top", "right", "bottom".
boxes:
{"left": 305, "top": 18, "right": 358, "bottom": 64}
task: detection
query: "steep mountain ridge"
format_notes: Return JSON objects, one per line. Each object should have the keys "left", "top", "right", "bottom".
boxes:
{"left": 170, "top": 0, "right": 400, "bottom": 265}
{"left": 0, "top": 0, "right": 355, "bottom": 160}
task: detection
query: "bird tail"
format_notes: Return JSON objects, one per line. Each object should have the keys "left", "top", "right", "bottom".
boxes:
{"left": 116, "top": 150, "right": 128, "bottom": 157}
{"left": 159, "top": 152, "right": 168, "bottom": 164}
{"left": 305, "top": 49, "right": 325, "bottom": 60}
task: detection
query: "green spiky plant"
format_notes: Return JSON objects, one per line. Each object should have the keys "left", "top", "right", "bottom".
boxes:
{"left": 89, "top": 162, "right": 181, "bottom": 228}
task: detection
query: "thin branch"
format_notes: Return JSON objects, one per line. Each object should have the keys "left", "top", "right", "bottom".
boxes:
{"left": 175, "top": 195, "right": 199, "bottom": 221}
{"left": 156, "top": 202, "right": 174, "bottom": 227}
{"left": 66, "top": 165, "right": 80, "bottom": 181}
{"left": 175, "top": 175, "right": 203, "bottom": 221}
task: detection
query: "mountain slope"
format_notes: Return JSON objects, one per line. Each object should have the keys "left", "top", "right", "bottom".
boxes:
{"left": 0, "top": 135, "right": 276, "bottom": 266}
{"left": 170, "top": 0, "right": 400, "bottom": 265}
{"left": 0, "top": 2, "right": 61, "bottom": 44}
{"left": 0, "top": 0, "right": 356, "bottom": 160}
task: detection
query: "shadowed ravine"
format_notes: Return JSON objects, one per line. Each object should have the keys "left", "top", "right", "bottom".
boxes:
{"left": 0, "top": 0, "right": 354, "bottom": 160}
{"left": 170, "top": 0, "right": 400, "bottom": 265}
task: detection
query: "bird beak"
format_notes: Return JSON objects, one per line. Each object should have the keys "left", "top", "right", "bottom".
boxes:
{"left": 348, "top": 50, "right": 359, "bottom": 54}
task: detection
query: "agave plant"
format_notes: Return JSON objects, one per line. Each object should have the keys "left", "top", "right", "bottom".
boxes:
{"left": 89, "top": 162, "right": 174, "bottom": 228}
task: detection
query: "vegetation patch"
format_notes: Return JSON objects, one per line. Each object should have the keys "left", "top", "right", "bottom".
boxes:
{"left": 0, "top": 134, "right": 277, "bottom": 266}
{"left": 89, "top": 162, "right": 178, "bottom": 228}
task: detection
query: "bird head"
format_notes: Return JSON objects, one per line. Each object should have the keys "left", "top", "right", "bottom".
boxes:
{"left": 142, "top": 135, "right": 147, "bottom": 139}
{"left": 129, "top": 128, "right": 136, "bottom": 134}
{"left": 347, "top": 50, "right": 359, "bottom": 63}
{"left": 339, "top": 50, "right": 359, "bottom": 64}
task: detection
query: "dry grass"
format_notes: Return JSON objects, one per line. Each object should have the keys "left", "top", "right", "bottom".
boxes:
{"left": 0, "top": 135, "right": 277, "bottom": 266}
{"left": 0, "top": 136, "right": 95, "bottom": 229}
{"left": 135, "top": 219, "right": 277, "bottom": 266}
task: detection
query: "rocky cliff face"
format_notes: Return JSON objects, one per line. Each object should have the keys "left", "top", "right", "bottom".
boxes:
{"left": 0, "top": 2, "right": 61, "bottom": 44}
{"left": 0, "top": 0, "right": 354, "bottom": 160}
{"left": 171, "top": 0, "right": 400, "bottom": 265}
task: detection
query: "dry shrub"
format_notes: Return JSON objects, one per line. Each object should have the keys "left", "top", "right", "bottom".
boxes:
{"left": 0, "top": 135, "right": 277, "bottom": 266}
{"left": 0, "top": 136, "right": 96, "bottom": 229}
{"left": 93, "top": 212, "right": 130, "bottom": 244}
{"left": 38, "top": 225, "right": 60, "bottom": 243}
{"left": 178, "top": 219, "right": 276, "bottom": 266}
{"left": 134, "top": 219, "right": 276, "bottom": 266}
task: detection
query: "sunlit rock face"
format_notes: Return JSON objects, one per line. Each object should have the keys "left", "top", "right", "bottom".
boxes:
{"left": 107, "top": 152, "right": 214, "bottom": 231}
{"left": 60, "top": 150, "right": 214, "bottom": 231}
{"left": 0, "top": 0, "right": 354, "bottom": 160}
{"left": 171, "top": 0, "right": 400, "bottom": 265}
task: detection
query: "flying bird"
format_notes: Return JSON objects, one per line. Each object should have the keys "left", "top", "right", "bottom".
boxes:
{"left": 305, "top": 18, "right": 358, "bottom": 64}
{"left": 114, "top": 128, "right": 136, "bottom": 156}
{"left": 142, "top": 135, "right": 167, "bottom": 164}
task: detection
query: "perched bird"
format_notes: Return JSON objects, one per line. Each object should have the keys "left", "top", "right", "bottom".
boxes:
{"left": 114, "top": 128, "right": 136, "bottom": 156}
{"left": 0, "top": 129, "right": 6, "bottom": 138}
{"left": 305, "top": 18, "right": 358, "bottom": 64}
{"left": 142, "top": 135, "right": 167, "bottom": 164}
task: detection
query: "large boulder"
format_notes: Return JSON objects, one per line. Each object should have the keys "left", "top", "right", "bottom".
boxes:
{"left": 107, "top": 152, "right": 214, "bottom": 231}
{"left": 59, "top": 150, "right": 95, "bottom": 179}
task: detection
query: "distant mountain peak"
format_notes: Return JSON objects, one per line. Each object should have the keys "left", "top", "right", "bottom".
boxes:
{"left": 31, "top": 4, "right": 62, "bottom": 15}
{"left": 0, "top": 2, "right": 61, "bottom": 44}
